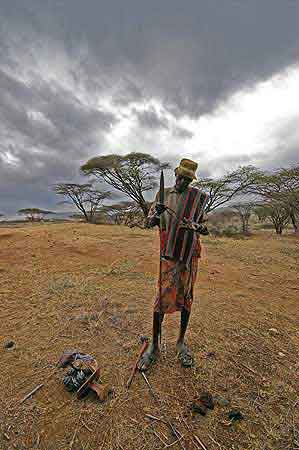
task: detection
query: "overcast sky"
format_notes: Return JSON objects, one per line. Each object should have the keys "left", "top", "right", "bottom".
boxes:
{"left": 0, "top": 0, "right": 299, "bottom": 213}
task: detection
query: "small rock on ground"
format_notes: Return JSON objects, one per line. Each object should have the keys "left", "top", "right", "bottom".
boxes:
{"left": 190, "top": 402, "right": 207, "bottom": 416}
{"left": 228, "top": 410, "right": 244, "bottom": 422}
{"left": 4, "top": 340, "right": 15, "bottom": 349}
{"left": 214, "top": 395, "right": 230, "bottom": 407}
{"left": 268, "top": 328, "right": 279, "bottom": 336}
{"left": 199, "top": 392, "right": 214, "bottom": 410}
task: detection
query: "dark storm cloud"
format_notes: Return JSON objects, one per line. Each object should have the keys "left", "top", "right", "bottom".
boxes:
{"left": 0, "top": 0, "right": 299, "bottom": 212}
{"left": 2, "top": 0, "right": 299, "bottom": 115}
{"left": 172, "top": 126, "right": 194, "bottom": 140}
{"left": 0, "top": 66, "right": 117, "bottom": 212}
{"left": 134, "top": 107, "right": 169, "bottom": 130}
{"left": 112, "top": 79, "right": 144, "bottom": 107}
{"left": 133, "top": 106, "right": 193, "bottom": 139}
{"left": 0, "top": 69, "right": 116, "bottom": 149}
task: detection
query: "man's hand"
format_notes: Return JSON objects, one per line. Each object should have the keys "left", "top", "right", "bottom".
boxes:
{"left": 155, "top": 203, "right": 167, "bottom": 216}
{"left": 180, "top": 218, "right": 198, "bottom": 231}
{"left": 180, "top": 219, "right": 209, "bottom": 235}
{"left": 146, "top": 215, "right": 160, "bottom": 228}
{"left": 197, "top": 224, "right": 209, "bottom": 235}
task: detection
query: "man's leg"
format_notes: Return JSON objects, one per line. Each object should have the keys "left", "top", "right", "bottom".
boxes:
{"left": 138, "top": 312, "right": 164, "bottom": 371}
{"left": 176, "top": 308, "right": 193, "bottom": 367}
{"left": 177, "top": 307, "right": 190, "bottom": 346}
{"left": 153, "top": 311, "right": 164, "bottom": 348}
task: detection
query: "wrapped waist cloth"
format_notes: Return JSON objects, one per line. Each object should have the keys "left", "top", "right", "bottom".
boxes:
{"left": 154, "top": 237, "right": 201, "bottom": 314}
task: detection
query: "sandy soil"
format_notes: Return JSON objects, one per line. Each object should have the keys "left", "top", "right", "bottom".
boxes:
{"left": 0, "top": 223, "right": 298, "bottom": 450}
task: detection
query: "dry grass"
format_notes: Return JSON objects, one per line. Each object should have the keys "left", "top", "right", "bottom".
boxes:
{"left": 0, "top": 223, "right": 299, "bottom": 450}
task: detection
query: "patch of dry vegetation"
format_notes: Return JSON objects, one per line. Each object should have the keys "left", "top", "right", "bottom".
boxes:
{"left": 0, "top": 223, "right": 298, "bottom": 450}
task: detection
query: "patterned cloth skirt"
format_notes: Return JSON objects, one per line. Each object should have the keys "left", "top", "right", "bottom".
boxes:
{"left": 154, "top": 249, "right": 200, "bottom": 314}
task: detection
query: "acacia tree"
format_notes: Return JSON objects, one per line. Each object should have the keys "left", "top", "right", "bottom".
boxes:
{"left": 18, "top": 208, "right": 53, "bottom": 222}
{"left": 255, "top": 202, "right": 290, "bottom": 235}
{"left": 81, "top": 152, "right": 170, "bottom": 219}
{"left": 102, "top": 201, "right": 133, "bottom": 225}
{"left": 53, "top": 183, "right": 111, "bottom": 223}
{"left": 194, "top": 166, "right": 260, "bottom": 214}
{"left": 274, "top": 167, "right": 299, "bottom": 233}
{"left": 254, "top": 206, "right": 269, "bottom": 223}
{"left": 247, "top": 166, "right": 299, "bottom": 233}
{"left": 102, "top": 201, "right": 147, "bottom": 227}
{"left": 232, "top": 202, "right": 255, "bottom": 235}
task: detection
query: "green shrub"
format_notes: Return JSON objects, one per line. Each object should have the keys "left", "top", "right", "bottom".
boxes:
{"left": 221, "top": 225, "right": 240, "bottom": 237}
{"left": 210, "top": 225, "right": 246, "bottom": 238}
{"left": 257, "top": 223, "right": 275, "bottom": 230}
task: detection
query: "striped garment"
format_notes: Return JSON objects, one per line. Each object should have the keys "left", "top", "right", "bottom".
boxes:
{"left": 148, "top": 185, "right": 208, "bottom": 314}
{"left": 149, "top": 186, "right": 209, "bottom": 266}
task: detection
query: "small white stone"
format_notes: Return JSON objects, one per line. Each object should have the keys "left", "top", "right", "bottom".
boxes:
{"left": 268, "top": 328, "right": 279, "bottom": 335}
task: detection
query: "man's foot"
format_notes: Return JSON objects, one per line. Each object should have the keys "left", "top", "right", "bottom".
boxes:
{"left": 176, "top": 342, "right": 194, "bottom": 368}
{"left": 137, "top": 344, "right": 159, "bottom": 372}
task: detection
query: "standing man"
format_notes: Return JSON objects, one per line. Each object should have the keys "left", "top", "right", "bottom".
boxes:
{"left": 138, "top": 158, "right": 209, "bottom": 371}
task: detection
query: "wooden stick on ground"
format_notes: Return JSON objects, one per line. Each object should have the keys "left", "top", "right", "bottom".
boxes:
{"left": 208, "top": 434, "right": 222, "bottom": 450}
{"left": 145, "top": 413, "right": 168, "bottom": 425}
{"left": 34, "top": 433, "right": 41, "bottom": 449}
{"left": 141, "top": 372, "right": 160, "bottom": 402}
{"left": 238, "top": 362, "right": 260, "bottom": 377}
{"left": 141, "top": 372, "right": 186, "bottom": 450}
{"left": 180, "top": 417, "right": 207, "bottom": 450}
{"left": 19, "top": 366, "right": 59, "bottom": 405}
{"left": 231, "top": 358, "right": 261, "bottom": 377}
{"left": 69, "top": 429, "right": 78, "bottom": 450}
{"left": 164, "top": 435, "right": 185, "bottom": 449}
{"left": 145, "top": 427, "right": 168, "bottom": 446}
{"left": 20, "top": 384, "right": 44, "bottom": 404}
{"left": 194, "top": 435, "right": 208, "bottom": 450}
{"left": 126, "top": 338, "right": 149, "bottom": 389}
{"left": 81, "top": 419, "right": 93, "bottom": 433}
{"left": 70, "top": 411, "right": 82, "bottom": 450}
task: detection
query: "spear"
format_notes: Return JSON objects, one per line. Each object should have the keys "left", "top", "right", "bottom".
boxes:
{"left": 158, "top": 170, "right": 165, "bottom": 345}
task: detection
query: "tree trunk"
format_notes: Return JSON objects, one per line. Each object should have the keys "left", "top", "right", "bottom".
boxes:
{"left": 241, "top": 217, "right": 250, "bottom": 235}
{"left": 82, "top": 210, "right": 90, "bottom": 222}
{"left": 241, "top": 218, "right": 245, "bottom": 234}
{"left": 140, "top": 200, "right": 149, "bottom": 219}
{"left": 290, "top": 211, "right": 299, "bottom": 233}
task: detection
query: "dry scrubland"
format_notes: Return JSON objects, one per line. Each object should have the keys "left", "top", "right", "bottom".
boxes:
{"left": 0, "top": 223, "right": 299, "bottom": 450}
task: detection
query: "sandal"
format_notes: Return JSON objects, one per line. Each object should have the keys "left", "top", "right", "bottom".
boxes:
{"left": 177, "top": 346, "right": 194, "bottom": 368}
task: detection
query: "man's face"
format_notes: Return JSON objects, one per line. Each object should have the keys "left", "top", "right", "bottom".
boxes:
{"left": 175, "top": 174, "right": 192, "bottom": 192}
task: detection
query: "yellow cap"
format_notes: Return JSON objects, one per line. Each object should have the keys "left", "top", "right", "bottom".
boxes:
{"left": 175, "top": 158, "right": 198, "bottom": 180}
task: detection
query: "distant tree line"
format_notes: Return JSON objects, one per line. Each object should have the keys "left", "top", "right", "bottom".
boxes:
{"left": 18, "top": 208, "right": 54, "bottom": 222}
{"left": 55, "top": 153, "right": 299, "bottom": 234}
{"left": 11, "top": 152, "right": 298, "bottom": 234}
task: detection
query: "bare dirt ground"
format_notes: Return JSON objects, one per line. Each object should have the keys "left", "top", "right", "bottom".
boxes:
{"left": 1, "top": 223, "right": 299, "bottom": 450}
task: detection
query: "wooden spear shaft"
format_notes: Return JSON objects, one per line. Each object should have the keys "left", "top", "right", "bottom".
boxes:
{"left": 141, "top": 372, "right": 186, "bottom": 450}
{"left": 126, "top": 339, "right": 149, "bottom": 389}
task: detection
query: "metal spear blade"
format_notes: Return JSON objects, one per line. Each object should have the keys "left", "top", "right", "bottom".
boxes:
{"left": 159, "top": 170, "right": 165, "bottom": 205}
